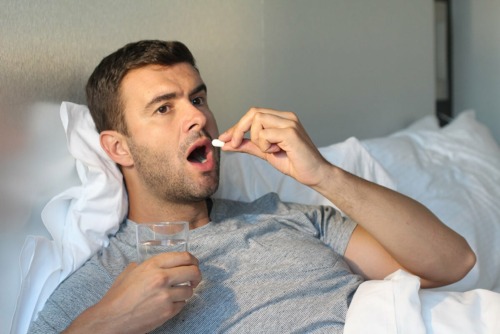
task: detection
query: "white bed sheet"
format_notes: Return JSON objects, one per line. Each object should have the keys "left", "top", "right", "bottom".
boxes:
{"left": 362, "top": 111, "right": 500, "bottom": 293}
{"left": 345, "top": 270, "right": 500, "bottom": 334}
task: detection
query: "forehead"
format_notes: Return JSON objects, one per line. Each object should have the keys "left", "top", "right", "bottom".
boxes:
{"left": 120, "top": 63, "right": 203, "bottom": 104}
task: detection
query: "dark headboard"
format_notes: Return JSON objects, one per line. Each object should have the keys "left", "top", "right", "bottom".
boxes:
{"left": 435, "top": 0, "right": 453, "bottom": 126}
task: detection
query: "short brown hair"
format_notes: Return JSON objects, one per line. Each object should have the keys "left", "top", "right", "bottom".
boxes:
{"left": 86, "top": 40, "right": 197, "bottom": 134}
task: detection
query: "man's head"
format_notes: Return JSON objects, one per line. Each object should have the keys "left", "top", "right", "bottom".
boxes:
{"left": 86, "top": 40, "right": 197, "bottom": 135}
{"left": 86, "top": 40, "right": 220, "bottom": 219}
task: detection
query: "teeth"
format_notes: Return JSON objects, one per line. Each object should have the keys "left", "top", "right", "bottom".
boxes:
{"left": 195, "top": 152, "right": 207, "bottom": 163}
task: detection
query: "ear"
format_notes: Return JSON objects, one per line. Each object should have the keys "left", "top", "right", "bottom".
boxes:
{"left": 100, "top": 130, "right": 134, "bottom": 167}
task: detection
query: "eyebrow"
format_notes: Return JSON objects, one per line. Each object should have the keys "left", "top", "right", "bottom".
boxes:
{"left": 145, "top": 83, "right": 207, "bottom": 110}
{"left": 190, "top": 83, "right": 207, "bottom": 97}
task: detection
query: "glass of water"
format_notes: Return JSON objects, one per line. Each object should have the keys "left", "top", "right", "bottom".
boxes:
{"left": 136, "top": 221, "right": 189, "bottom": 263}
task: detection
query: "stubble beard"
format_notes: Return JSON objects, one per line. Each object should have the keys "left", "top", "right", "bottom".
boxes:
{"left": 127, "top": 137, "right": 220, "bottom": 204}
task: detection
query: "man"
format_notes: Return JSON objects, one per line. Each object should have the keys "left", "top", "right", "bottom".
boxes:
{"left": 29, "top": 40, "right": 475, "bottom": 333}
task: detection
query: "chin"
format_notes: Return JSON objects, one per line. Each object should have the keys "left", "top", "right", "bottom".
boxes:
{"left": 204, "top": 182, "right": 219, "bottom": 198}
{"left": 193, "top": 179, "right": 219, "bottom": 200}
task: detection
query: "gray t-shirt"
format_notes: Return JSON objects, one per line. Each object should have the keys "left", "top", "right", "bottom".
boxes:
{"left": 29, "top": 193, "right": 362, "bottom": 333}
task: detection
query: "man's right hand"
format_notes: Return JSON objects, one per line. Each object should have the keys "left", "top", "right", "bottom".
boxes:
{"left": 63, "top": 252, "right": 201, "bottom": 334}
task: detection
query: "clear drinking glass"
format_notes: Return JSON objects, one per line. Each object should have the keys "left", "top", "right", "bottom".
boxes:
{"left": 136, "top": 221, "right": 189, "bottom": 263}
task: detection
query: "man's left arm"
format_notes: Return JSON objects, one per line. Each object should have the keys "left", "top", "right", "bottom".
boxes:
{"left": 218, "top": 107, "right": 475, "bottom": 288}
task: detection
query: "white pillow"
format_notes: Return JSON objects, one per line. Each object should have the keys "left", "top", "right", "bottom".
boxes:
{"left": 12, "top": 102, "right": 128, "bottom": 334}
{"left": 362, "top": 111, "right": 500, "bottom": 292}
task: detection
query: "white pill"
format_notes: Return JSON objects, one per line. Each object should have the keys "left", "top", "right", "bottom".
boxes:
{"left": 212, "top": 139, "right": 225, "bottom": 147}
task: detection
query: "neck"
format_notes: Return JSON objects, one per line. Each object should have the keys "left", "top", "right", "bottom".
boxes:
{"left": 128, "top": 193, "right": 211, "bottom": 230}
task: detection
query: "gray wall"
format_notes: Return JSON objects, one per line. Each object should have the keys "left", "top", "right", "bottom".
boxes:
{"left": 1, "top": 1, "right": 434, "bottom": 147}
{"left": 0, "top": 1, "right": 434, "bottom": 332}
{"left": 453, "top": 1, "right": 500, "bottom": 143}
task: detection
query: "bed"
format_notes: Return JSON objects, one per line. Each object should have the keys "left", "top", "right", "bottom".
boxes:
{"left": 2, "top": 1, "right": 500, "bottom": 333}
{"left": 10, "top": 102, "right": 500, "bottom": 333}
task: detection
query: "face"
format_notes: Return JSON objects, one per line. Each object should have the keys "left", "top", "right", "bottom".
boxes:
{"left": 119, "top": 63, "right": 220, "bottom": 203}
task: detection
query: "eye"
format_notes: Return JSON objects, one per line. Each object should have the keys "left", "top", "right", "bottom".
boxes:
{"left": 156, "top": 105, "right": 170, "bottom": 114}
{"left": 192, "top": 96, "right": 205, "bottom": 106}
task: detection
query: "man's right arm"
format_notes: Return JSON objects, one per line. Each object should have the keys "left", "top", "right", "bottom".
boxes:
{"left": 30, "top": 252, "right": 201, "bottom": 334}
{"left": 64, "top": 252, "right": 201, "bottom": 334}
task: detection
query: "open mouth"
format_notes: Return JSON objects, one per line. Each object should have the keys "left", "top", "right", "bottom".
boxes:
{"left": 187, "top": 145, "right": 208, "bottom": 163}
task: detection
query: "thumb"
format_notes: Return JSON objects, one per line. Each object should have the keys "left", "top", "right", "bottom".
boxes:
{"left": 222, "top": 135, "right": 283, "bottom": 156}
{"left": 221, "top": 138, "right": 268, "bottom": 159}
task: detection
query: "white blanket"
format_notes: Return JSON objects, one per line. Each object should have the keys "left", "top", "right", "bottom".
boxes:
{"left": 344, "top": 270, "right": 500, "bottom": 334}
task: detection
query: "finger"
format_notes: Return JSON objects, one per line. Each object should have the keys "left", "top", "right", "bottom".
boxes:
{"left": 221, "top": 127, "right": 293, "bottom": 158}
{"left": 168, "top": 285, "right": 196, "bottom": 302}
{"left": 148, "top": 252, "right": 199, "bottom": 269}
{"left": 219, "top": 108, "right": 297, "bottom": 147}
{"left": 163, "top": 264, "right": 202, "bottom": 288}
{"left": 169, "top": 300, "right": 188, "bottom": 316}
{"left": 219, "top": 138, "right": 266, "bottom": 159}
{"left": 249, "top": 113, "right": 264, "bottom": 149}
{"left": 248, "top": 113, "right": 289, "bottom": 152}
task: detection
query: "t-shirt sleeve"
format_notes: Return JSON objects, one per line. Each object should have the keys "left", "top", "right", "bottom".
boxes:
{"left": 28, "top": 298, "right": 73, "bottom": 334}
{"left": 27, "top": 260, "right": 113, "bottom": 333}
{"left": 239, "top": 193, "right": 358, "bottom": 256}
{"left": 303, "top": 204, "right": 357, "bottom": 256}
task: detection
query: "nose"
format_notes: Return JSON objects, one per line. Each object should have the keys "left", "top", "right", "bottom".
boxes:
{"left": 182, "top": 102, "right": 207, "bottom": 133}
